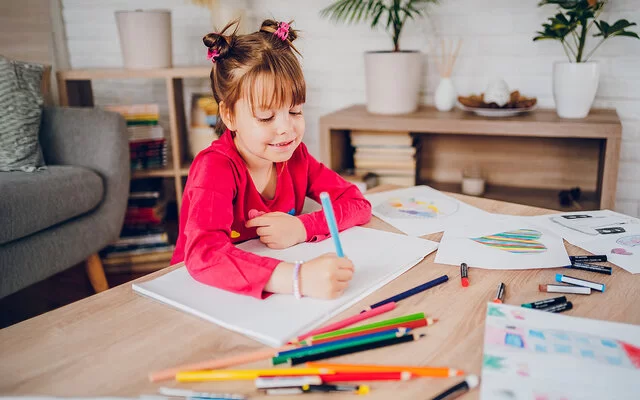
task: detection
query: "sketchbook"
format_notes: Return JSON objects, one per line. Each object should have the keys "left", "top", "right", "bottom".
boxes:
{"left": 481, "top": 303, "right": 640, "bottom": 399}
{"left": 133, "top": 227, "right": 438, "bottom": 347}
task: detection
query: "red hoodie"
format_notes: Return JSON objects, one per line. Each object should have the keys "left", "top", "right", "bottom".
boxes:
{"left": 171, "top": 130, "right": 372, "bottom": 298}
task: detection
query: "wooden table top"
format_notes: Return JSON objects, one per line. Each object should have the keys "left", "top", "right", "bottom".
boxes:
{"left": 1, "top": 188, "right": 638, "bottom": 399}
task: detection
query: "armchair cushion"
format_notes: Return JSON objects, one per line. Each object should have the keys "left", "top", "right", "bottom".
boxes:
{"left": 0, "top": 55, "right": 46, "bottom": 172}
{"left": 0, "top": 166, "right": 103, "bottom": 245}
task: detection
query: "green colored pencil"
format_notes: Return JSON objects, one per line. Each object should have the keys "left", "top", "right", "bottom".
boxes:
{"left": 272, "top": 328, "right": 410, "bottom": 365}
{"left": 300, "top": 312, "right": 425, "bottom": 345}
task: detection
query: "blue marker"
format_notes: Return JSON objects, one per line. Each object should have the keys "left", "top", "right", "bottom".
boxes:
{"left": 320, "top": 192, "right": 344, "bottom": 257}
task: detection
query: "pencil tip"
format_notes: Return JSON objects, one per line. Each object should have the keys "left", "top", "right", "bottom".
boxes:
{"left": 455, "top": 369, "right": 465, "bottom": 376}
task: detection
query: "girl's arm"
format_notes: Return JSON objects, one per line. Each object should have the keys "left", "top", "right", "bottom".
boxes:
{"left": 296, "top": 145, "right": 372, "bottom": 242}
{"left": 183, "top": 156, "right": 282, "bottom": 299}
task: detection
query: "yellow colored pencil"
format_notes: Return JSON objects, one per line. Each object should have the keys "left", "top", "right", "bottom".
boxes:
{"left": 176, "top": 368, "right": 334, "bottom": 382}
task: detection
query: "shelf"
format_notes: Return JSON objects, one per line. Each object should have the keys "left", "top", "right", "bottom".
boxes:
{"left": 57, "top": 67, "right": 211, "bottom": 80}
{"left": 131, "top": 166, "right": 175, "bottom": 179}
{"left": 425, "top": 181, "right": 599, "bottom": 212}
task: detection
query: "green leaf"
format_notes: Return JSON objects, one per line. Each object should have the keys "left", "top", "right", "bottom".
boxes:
{"left": 615, "top": 31, "right": 640, "bottom": 39}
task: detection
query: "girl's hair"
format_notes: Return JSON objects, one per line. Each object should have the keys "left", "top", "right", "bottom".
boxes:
{"left": 203, "top": 19, "right": 306, "bottom": 134}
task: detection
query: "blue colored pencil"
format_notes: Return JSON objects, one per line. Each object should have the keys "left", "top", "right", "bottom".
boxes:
{"left": 362, "top": 275, "right": 449, "bottom": 311}
{"left": 320, "top": 192, "right": 344, "bottom": 257}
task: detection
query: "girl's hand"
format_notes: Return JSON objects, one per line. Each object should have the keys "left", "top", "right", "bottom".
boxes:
{"left": 300, "top": 253, "right": 354, "bottom": 299}
{"left": 246, "top": 211, "right": 307, "bottom": 249}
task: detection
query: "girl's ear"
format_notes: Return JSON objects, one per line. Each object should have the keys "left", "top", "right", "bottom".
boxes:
{"left": 219, "top": 101, "right": 236, "bottom": 131}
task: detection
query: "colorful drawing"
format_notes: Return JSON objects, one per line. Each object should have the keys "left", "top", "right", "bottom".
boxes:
{"left": 373, "top": 196, "right": 459, "bottom": 220}
{"left": 488, "top": 304, "right": 507, "bottom": 317}
{"left": 617, "top": 235, "right": 640, "bottom": 247}
{"left": 612, "top": 248, "right": 633, "bottom": 255}
{"left": 483, "top": 355, "right": 507, "bottom": 370}
{"left": 471, "top": 229, "right": 547, "bottom": 254}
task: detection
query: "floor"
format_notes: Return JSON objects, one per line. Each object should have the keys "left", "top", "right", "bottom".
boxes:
{"left": 0, "top": 263, "right": 146, "bottom": 329}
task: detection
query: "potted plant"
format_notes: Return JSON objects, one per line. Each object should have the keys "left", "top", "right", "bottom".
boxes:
{"left": 534, "top": 0, "right": 639, "bottom": 118}
{"left": 321, "top": 0, "right": 438, "bottom": 115}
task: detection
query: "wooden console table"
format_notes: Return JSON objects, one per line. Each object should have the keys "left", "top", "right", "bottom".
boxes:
{"left": 319, "top": 105, "right": 622, "bottom": 210}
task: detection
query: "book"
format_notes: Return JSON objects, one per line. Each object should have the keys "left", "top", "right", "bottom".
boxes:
{"left": 354, "top": 159, "right": 416, "bottom": 170}
{"left": 132, "top": 227, "right": 438, "bottom": 346}
{"left": 354, "top": 147, "right": 416, "bottom": 157}
{"left": 104, "top": 260, "right": 170, "bottom": 274}
{"left": 351, "top": 131, "right": 413, "bottom": 147}
{"left": 102, "top": 248, "right": 174, "bottom": 266}
{"left": 376, "top": 175, "right": 416, "bottom": 187}
{"left": 355, "top": 168, "right": 415, "bottom": 177}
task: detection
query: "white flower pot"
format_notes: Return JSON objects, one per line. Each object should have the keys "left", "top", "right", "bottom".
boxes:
{"left": 553, "top": 61, "right": 599, "bottom": 119}
{"left": 116, "top": 9, "right": 172, "bottom": 69}
{"left": 364, "top": 51, "right": 422, "bottom": 115}
{"left": 434, "top": 77, "right": 457, "bottom": 111}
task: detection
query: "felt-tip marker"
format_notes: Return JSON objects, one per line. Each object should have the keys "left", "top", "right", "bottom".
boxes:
{"left": 556, "top": 274, "right": 605, "bottom": 292}
{"left": 460, "top": 263, "right": 469, "bottom": 287}
{"left": 521, "top": 296, "right": 567, "bottom": 310}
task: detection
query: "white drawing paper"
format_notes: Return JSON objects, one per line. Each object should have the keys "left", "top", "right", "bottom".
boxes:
{"left": 481, "top": 303, "right": 640, "bottom": 400}
{"left": 133, "top": 227, "right": 438, "bottom": 347}
{"left": 435, "top": 215, "right": 570, "bottom": 270}
{"left": 526, "top": 210, "right": 640, "bottom": 246}
{"left": 575, "top": 222, "right": 640, "bottom": 274}
{"left": 365, "top": 185, "right": 491, "bottom": 236}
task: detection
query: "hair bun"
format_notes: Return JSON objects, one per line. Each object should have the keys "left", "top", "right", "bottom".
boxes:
{"left": 260, "top": 19, "right": 298, "bottom": 43}
{"left": 203, "top": 20, "right": 239, "bottom": 61}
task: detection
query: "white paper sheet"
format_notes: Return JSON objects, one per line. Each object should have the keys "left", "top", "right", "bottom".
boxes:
{"left": 574, "top": 222, "right": 640, "bottom": 274}
{"left": 481, "top": 303, "right": 640, "bottom": 400}
{"left": 434, "top": 215, "right": 570, "bottom": 269}
{"left": 525, "top": 210, "right": 640, "bottom": 246}
{"left": 133, "top": 227, "right": 438, "bottom": 347}
{"left": 365, "top": 185, "right": 491, "bottom": 236}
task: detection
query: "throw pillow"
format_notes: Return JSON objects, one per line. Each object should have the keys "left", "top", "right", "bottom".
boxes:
{"left": 0, "top": 55, "right": 46, "bottom": 172}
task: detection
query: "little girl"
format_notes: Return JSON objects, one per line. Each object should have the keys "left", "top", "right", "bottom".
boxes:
{"left": 171, "top": 19, "right": 372, "bottom": 300}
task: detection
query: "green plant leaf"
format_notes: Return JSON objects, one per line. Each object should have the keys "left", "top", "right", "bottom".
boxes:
{"left": 594, "top": 19, "right": 639, "bottom": 38}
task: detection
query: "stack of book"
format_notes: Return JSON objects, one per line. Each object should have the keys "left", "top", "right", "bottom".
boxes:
{"left": 103, "top": 104, "right": 167, "bottom": 171}
{"left": 351, "top": 131, "right": 416, "bottom": 187}
{"left": 101, "top": 191, "right": 174, "bottom": 274}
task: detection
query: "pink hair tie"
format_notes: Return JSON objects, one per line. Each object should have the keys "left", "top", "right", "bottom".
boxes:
{"left": 207, "top": 47, "right": 220, "bottom": 63}
{"left": 274, "top": 22, "right": 290, "bottom": 41}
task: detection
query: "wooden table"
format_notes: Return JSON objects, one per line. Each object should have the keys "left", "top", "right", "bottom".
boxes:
{"left": 1, "top": 190, "right": 639, "bottom": 399}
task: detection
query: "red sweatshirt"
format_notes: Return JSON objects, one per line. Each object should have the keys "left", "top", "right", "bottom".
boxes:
{"left": 171, "top": 130, "right": 372, "bottom": 298}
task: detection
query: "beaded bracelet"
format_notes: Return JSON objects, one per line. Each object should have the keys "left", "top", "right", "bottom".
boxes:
{"left": 293, "top": 261, "right": 303, "bottom": 299}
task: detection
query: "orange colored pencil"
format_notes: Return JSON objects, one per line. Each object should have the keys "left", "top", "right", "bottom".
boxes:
{"left": 306, "top": 362, "right": 464, "bottom": 378}
{"left": 148, "top": 344, "right": 297, "bottom": 382}
{"left": 303, "top": 318, "right": 434, "bottom": 346}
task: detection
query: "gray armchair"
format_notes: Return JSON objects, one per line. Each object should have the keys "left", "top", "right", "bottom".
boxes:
{"left": 0, "top": 107, "right": 129, "bottom": 298}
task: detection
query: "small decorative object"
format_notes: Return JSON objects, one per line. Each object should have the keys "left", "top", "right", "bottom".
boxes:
{"left": 321, "top": 0, "right": 438, "bottom": 115}
{"left": 457, "top": 81, "right": 538, "bottom": 118}
{"left": 115, "top": 9, "right": 172, "bottom": 69}
{"left": 534, "top": 1, "right": 639, "bottom": 119}
{"left": 433, "top": 38, "right": 462, "bottom": 112}
{"left": 188, "top": 94, "right": 218, "bottom": 159}
{"left": 461, "top": 165, "right": 485, "bottom": 197}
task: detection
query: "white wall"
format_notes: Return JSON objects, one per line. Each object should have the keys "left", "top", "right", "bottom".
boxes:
{"left": 61, "top": 0, "right": 640, "bottom": 216}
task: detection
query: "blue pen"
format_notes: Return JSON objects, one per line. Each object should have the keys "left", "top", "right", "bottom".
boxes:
{"left": 320, "top": 192, "right": 344, "bottom": 257}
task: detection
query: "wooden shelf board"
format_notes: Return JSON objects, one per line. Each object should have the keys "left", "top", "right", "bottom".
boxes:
{"left": 320, "top": 104, "right": 621, "bottom": 139}
{"left": 423, "top": 181, "right": 599, "bottom": 212}
{"left": 57, "top": 67, "right": 211, "bottom": 80}
{"left": 131, "top": 165, "right": 175, "bottom": 179}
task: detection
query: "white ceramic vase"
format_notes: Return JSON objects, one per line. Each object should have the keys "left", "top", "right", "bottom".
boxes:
{"left": 364, "top": 51, "right": 423, "bottom": 115}
{"left": 553, "top": 61, "right": 600, "bottom": 119}
{"left": 434, "top": 77, "right": 456, "bottom": 111}
{"left": 115, "top": 9, "right": 172, "bottom": 69}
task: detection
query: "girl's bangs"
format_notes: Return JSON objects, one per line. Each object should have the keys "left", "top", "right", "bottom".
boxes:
{"left": 241, "top": 59, "right": 306, "bottom": 113}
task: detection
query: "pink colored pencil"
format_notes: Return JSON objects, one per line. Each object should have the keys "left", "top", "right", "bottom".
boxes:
{"left": 148, "top": 344, "right": 296, "bottom": 382}
{"left": 292, "top": 302, "right": 397, "bottom": 343}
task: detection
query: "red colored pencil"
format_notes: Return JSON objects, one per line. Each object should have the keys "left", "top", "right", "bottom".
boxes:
{"left": 293, "top": 302, "right": 396, "bottom": 343}
{"left": 305, "top": 318, "right": 433, "bottom": 346}
{"left": 320, "top": 371, "right": 412, "bottom": 383}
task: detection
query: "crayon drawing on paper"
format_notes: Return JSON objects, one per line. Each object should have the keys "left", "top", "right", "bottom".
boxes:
{"left": 373, "top": 196, "right": 459, "bottom": 219}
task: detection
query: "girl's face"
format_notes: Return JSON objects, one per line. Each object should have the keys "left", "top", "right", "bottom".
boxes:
{"left": 226, "top": 97, "right": 305, "bottom": 166}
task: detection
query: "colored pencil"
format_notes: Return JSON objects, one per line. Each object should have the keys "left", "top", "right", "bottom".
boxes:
{"left": 362, "top": 275, "right": 449, "bottom": 311}
{"left": 273, "top": 329, "right": 411, "bottom": 365}
{"left": 175, "top": 368, "right": 334, "bottom": 382}
{"left": 320, "top": 371, "right": 412, "bottom": 382}
{"left": 292, "top": 302, "right": 396, "bottom": 343}
{"left": 148, "top": 344, "right": 296, "bottom": 382}
{"left": 288, "top": 333, "right": 425, "bottom": 366}
{"left": 302, "top": 318, "right": 432, "bottom": 346}
{"left": 158, "top": 388, "right": 246, "bottom": 400}
{"left": 320, "top": 192, "right": 344, "bottom": 257}
{"left": 255, "top": 376, "right": 322, "bottom": 389}
{"left": 431, "top": 374, "right": 480, "bottom": 400}
{"left": 306, "top": 362, "right": 465, "bottom": 378}
{"left": 304, "top": 312, "right": 426, "bottom": 342}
